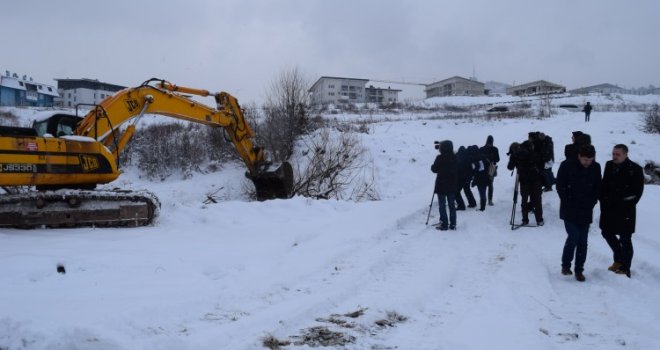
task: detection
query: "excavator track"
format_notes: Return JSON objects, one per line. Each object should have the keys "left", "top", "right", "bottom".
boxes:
{"left": 0, "top": 189, "right": 160, "bottom": 229}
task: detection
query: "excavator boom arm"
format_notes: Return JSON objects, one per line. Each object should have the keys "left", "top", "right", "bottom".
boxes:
{"left": 75, "top": 80, "right": 263, "bottom": 175}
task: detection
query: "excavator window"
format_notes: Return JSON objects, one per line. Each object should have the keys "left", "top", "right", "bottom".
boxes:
{"left": 32, "top": 114, "right": 83, "bottom": 137}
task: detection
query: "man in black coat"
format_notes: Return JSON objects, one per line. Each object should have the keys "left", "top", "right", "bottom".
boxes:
{"left": 507, "top": 140, "right": 544, "bottom": 226}
{"left": 599, "top": 144, "right": 644, "bottom": 278}
{"left": 431, "top": 140, "right": 458, "bottom": 230}
{"left": 583, "top": 102, "right": 593, "bottom": 122}
{"left": 455, "top": 146, "right": 477, "bottom": 210}
{"left": 556, "top": 145, "right": 602, "bottom": 282}
{"left": 480, "top": 135, "right": 500, "bottom": 206}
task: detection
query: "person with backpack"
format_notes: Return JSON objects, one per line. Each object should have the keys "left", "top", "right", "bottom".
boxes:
{"left": 469, "top": 145, "right": 491, "bottom": 211}
{"left": 480, "top": 135, "right": 500, "bottom": 205}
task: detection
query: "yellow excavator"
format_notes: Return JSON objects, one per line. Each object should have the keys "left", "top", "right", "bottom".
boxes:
{"left": 0, "top": 78, "right": 293, "bottom": 228}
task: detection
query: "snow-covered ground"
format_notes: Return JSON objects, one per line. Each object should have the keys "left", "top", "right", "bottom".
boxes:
{"left": 1, "top": 98, "right": 660, "bottom": 349}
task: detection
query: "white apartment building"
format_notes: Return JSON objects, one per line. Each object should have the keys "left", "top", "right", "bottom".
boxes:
{"left": 55, "top": 78, "right": 126, "bottom": 108}
{"left": 309, "top": 76, "right": 369, "bottom": 106}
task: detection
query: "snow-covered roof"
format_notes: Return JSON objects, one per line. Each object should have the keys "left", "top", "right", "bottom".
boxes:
{"left": 0, "top": 75, "right": 59, "bottom": 97}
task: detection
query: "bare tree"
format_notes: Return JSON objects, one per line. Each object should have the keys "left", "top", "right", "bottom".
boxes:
{"left": 258, "top": 66, "right": 311, "bottom": 162}
{"left": 292, "top": 128, "right": 379, "bottom": 200}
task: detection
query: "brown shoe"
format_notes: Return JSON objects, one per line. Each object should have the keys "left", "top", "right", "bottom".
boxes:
{"left": 561, "top": 267, "right": 572, "bottom": 275}
{"left": 614, "top": 268, "right": 631, "bottom": 278}
{"left": 575, "top": 271, "right": 586, "bottom": 282}
{"left": 608, "top": 262, "right": 623, "bottom": 272}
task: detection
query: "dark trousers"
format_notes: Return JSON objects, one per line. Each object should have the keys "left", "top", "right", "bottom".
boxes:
{"left": 477, "top": 184, "right": 488, "bottom": 210}
{"left": 542, "top": 168, "right": 555, "bottom": 190}
{"left": 562, "top": 221, "right": 590, "bottom": 273}
{"left": 456, "top": 181, "right": 476, "bottom": 209}
{"left": 437, "top": 193, "right": 456, "bottom": 228}
{"left": 585, "top": 112, "right": 591, "bottom": 122}
{"left": 601, "top": 231, "right": 634, "bottom": 271}
{"left": 487, "top": 178, "right": 494, "bottom": 202}
{"left": 520, "top": 179, "right": 543, "bottom": 222}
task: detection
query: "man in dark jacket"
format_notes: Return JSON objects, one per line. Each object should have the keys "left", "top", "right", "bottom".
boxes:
{"left": 537, "top": 132, "right": 555, "bottom": 192}
{"left": 431, "top": 140, "right": 458, "bottom": 230}
{"left": 556, "top": 145, "right": 602, "bottom": 282}
{"left": 470, "top": 145, "right": 491, "bottom": 211}
{"left": 583, "top": 102, "right": 593, "bottom": 122}
{"left": 599, "top": 144, "right": 644, "bottom": 278}
{"left": 455, "top": 146, "right": 477, "bottom": 210}
{"left": 480, "top": 135, "right": 500, "bottom": 206}
{"left": 507, "top": 140, "right": 544, "bottom": 226}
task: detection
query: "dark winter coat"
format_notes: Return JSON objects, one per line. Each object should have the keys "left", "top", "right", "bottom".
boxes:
{"left": 471, "top": 152, "right": 491, "bottom": 187}
{"left": 599, "top": 158, "right": 644, "bottom": 234}
{"left": 431, "top": 141, "right": 458, "bottom": 195}
{"left": 480, "top": 139, "right": 500, "bottom": 165}
{"left": 456, "top": 146, "right": 474, "bottom": 184}
{"left": 564, "top": 133, "right": 591, "bottom": 159}
{"left": 507, "top": 141, "right": 543, "bottom": 184}
{"left": 556, "top": 158, "right": 602, "bottom": 224}
{"left": 583, "top": 103, "right": 593, "bottom": 114}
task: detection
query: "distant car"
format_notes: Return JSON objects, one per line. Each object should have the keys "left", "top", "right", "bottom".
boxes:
{"left": 487, "top": 106, "right": 509, "bottom": 113}
{"left": 559, "top": 104, "right": 580, "bottom": 112}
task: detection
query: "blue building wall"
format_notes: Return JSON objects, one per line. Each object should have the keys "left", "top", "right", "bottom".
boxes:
{"left": 0, "top": 86, "right": 54, "bottom": 107}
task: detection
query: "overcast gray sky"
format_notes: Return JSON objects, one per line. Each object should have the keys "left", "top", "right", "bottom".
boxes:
{"left": 2, "top": 0, "right": 659, "bottom": 103}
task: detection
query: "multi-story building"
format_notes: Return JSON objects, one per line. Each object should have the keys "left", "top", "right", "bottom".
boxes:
{"left": 506, "top": 80, "right": 565, "bottom": 96}
{"left": 309, "top": 76, "right": 369, "bottom": 106}
{"left": 425, "top": 76, "right": 485, "bottom": 98}
{"left": 364, "top": 85, "right": 401, "bottom": 104}
{"left": 55, "top": 78, "right": 126, "bottom": 108}
{"left": 0, "top": 70, "right": 59, "bottom": 107}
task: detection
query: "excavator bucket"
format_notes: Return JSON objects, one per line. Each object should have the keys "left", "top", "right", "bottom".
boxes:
{"left": 251, "top": 161, "right": 294, "bottom": 201}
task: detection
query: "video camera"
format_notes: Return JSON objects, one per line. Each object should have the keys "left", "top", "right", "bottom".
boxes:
{"left": 434, "top": 141, "right": 441, "bottom": 150}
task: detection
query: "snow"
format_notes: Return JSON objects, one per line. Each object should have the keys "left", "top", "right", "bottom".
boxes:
{"left": 1, "top": 98, "right": 660, "bottom": 349}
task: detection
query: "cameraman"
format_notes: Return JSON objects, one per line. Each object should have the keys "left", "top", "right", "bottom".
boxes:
{"left": 431, "top": 140, "right": 458, "bottom": 230}
{"left": 507, "top": 139, "right": 545, "bottom": 226}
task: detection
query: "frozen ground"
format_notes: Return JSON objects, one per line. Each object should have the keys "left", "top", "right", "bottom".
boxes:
{"left": 1, "top": 98, "right": 660, "bottom": 349}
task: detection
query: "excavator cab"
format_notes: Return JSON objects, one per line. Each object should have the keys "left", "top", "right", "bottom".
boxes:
{"left": 32, "top": 114, "right": 82, "bottom": 137}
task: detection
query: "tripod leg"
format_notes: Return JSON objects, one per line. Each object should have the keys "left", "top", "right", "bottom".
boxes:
{"left": 425, "top": 192, "right": 435, "bottom": 225}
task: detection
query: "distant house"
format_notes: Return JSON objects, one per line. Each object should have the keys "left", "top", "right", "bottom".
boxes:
{"left": 570, "top": 83, "right": 624, "bottom": 95}
{"left": 309, "top": 76, "right": 369, "bottom": 106}
{"left": 55, "top": 78, "right": 126, "bottom": 108}
{"left": 364, "top": 85, "right": 401, "bottom": 104}
{"left": 506, "top": 80, "right": 566, "bottom": 96}
{"left": 0, "top": 70, "right": 59, "bottom": 107}
{"left": 425, "top": 76, "right": 485, "bottom": 98}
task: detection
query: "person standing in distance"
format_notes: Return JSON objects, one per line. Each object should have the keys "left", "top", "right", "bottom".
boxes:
{"left": 583, "top": 102, "right": 593, "bottom": 122}
{"left": 599, "top": 144, "right": 644, "bottom": 278}
{"left": 431, "top": 140, "right": 458, "bottom": 231}
{"left": 556, "top": 145, "right": 601, "bottom": 282}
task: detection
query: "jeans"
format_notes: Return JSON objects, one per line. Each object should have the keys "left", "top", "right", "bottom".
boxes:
{"left": 437, "top": 193, "right": 456, "bottom": 228}
{"left": 487, "top": 178, "right": 494, "bottom": 202}
{"left": 543, "top": 168, "right": 555, "bottom": 190}
{"left": 601, "top": 231, "right": 634, "bottom": 271}
{"left": 477, "top": 184, "right": 488, "bottom": 210}
{"left": 457, "top": 182, "right": 476, "bottom": 208}
{"left": 562, "top": 221, "right": 590, "bottom": 272}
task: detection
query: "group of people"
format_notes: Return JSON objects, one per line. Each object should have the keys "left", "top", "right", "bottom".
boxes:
{"left": 556, "top": 136, "right": 644, "bottom": 281}
{"left": 430, "top": 136, "right": 500, "bottom": 231}
{"left": 431, "top": 129, "right": 645, "bottom": 282}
